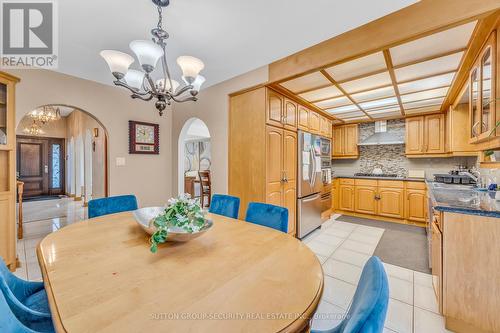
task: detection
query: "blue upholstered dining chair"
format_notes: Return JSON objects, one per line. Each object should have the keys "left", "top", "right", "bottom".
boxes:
{"left": 0, "top": 260, "right": 54, "bottom": 333}
{"left": 312, "top": 256, "right": 389, "bottom": 333}
{"left": 0, "top": 288, "right": 42, "bottom": 333}
{"left": 245, "top": 202, "right": 288, "bottom": 233}
{"left": 88, "top": 195, "right": 138, "bottom": 218}
{"left": 208, "top": 194, "right": 240, "bottom": 219}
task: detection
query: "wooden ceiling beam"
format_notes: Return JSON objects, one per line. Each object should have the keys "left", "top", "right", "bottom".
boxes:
{"left": 383, "top": 50, "right": 405, "bottom": 116}
{"left": 269, "top": 0, "right": 500, "bottom": 83}
{"left": 320, "top": 70, "right": 373, "bottom": 120}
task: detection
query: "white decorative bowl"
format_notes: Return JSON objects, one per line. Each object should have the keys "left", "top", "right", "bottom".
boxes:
{"left": 132, "top": 207, "right": 213, "bottom": 242}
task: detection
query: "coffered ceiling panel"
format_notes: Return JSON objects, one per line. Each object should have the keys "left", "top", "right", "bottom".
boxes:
{"left": 299, "top": 85, "right": 342, "bottom": 102}
{"left": 343, "top": 116, "right": 370, "bottom": 122}
{"left": 398, "top": 72, "right": 456, "bottom": 94}
{"left": 403, "top": 97, "right": 445, "bottom": 110}
{"left": 335, "top": 111, "right": 366, "bottom": 118}
{"left": 359, "top": 97, "right": 399, "bottom": 110}
{"left": 350, "top": 86, "right": 395, "bottom": 103}
{"left": 340, "top": 72, "right": 392, "bottom": 94}
{"left": 394, "top": 51, "right": 464, "bottom": 82}
{"left": 367, "top": 105, "right": 402, "bottom": 114}
{"left": 279, "top": 72, "right": 330, "bottom": 93}
{"left": 370, "top": 111, "right": 402, "bottom": 119}
{"left": 401, "top": 86, "right": 450, "bottom": 103}
{"left": 325, "top": 104, "right": 360, "bottom": 114}
{"left": 404, "top": 105, "right": 442, "bottom": 114}
{"left": 314, "top": 96, "right": 351, "bottom": 109}
{"left": 389, "top": 21, "right": 477, "bottom": 66}
{"left": 325, "top": 52, "right": 386, "bottom": 82}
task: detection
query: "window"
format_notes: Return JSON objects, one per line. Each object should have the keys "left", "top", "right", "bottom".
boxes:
{"left": 52, "top": 143, "right": 61, "bottom": 188}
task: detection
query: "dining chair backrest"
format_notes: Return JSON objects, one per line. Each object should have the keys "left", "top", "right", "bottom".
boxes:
{"left": 0, "top": 289, "right": 37, "bottom": 333}
{"left": 208, "top": 194, "right": 240, "bottom": 219}
{"left": 245, "top": 202, "right": 288, "bottom": 233}
{"left": 88, "top": 195, "right": 138, "bottom": 219}
{"left": 312, "top": 256, "right": 389, "bottom": 333}
{"left": 198, "top": 170, "right": 212, "bottom": 208}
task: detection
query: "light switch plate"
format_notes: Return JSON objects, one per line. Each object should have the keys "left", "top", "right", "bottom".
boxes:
{"left": 116, "top": 157, "right": 126, "bottom": 166}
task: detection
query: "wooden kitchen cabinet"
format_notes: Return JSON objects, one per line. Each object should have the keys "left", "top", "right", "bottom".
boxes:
{"left": 378, "top": 187, "right": 404, "bottom": 219}
{"left": 319, "top": 116, "right": 332, "bottom": 138}
{"left": 266, "top": 89, "right": 284, "bottom": 128}
{"left": 308, "top": 111, "right": 320, "bottom": 134}
{"left": 265, "top": 126, "right": 297, "bottom": 235}
{"left": 406, "top": 189, "right": 427, "bottom": 222}
{"left": 297, "top": 105, "right": 309, "bottom": 130}
{"left": 283, "top": 98, "right": 298, "bottom": 130}
{"left": 339, "top": 185, "right": 355, "bottom": 211}
{"left": 431, "top": 217, "right": 443, "bottom": 314}
{"left": 406, "top": 114, "right": 445, "bottom": 156}
{"left": 355, "top": 186, "right": 377, "bottom": 215}
{"left": 332, "top": 124, "right": 359, "bottom": 158}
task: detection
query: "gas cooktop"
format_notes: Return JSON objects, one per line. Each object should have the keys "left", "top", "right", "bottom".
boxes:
{"left": 354, "top": 173, "right": 399, "bottom": 178}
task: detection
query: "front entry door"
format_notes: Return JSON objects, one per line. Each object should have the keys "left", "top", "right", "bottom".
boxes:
{"left": 17, "top": 136, "right": 65, "bottom": 198}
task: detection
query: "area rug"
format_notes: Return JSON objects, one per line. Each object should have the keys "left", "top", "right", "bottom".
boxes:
{"left": 336, "top": 215, "right": 430, "bottom": 274}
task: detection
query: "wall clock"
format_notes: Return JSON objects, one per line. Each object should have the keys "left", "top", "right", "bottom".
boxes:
{"left": 129, "top": 120, "right": 159, "bottom": 154}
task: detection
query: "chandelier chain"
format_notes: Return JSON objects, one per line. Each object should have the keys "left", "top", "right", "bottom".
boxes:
{"left": 157, "top": 6, "right": 163, "bottom": 30}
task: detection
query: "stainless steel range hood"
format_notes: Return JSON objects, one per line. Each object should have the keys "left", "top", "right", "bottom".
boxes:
{"left": 358, "top": 121, "right": 405, "bottom": 146}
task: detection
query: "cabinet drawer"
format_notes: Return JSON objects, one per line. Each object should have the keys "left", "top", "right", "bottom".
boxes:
{"left": 339, "top": 178, "right": 355, "bottom": 185}
{"left": 378, "top": 180, "right": 404, "bottom": 188}
{"left": 406, "top": 181, "right": 426, "bottom": 190}
{"left": 354, "top": 179, "right": 378, "bottom": 187}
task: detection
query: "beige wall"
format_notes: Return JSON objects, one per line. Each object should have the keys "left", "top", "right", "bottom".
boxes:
{"left": 171, "top": 66, "right": 268, "bottom": 196}
{"left": 7, "top": 69, "right": 173, "bottom": 207}
{"left": 16, "top": 115, "right": 67, "bottom": 138}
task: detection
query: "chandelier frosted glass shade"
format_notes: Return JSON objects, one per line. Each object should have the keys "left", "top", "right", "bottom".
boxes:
{"left": 184, "top": 75, "right": 206, "bottom": 92}
{"left": 100, "top": 50, "right": 134, "bottom": 79}
{"left": 177, "top": 56, "right": 205, "bottom": 83}
{"left": 156, "top": 79, "right": 180, "bottom": 93}
{"left": 124, "top": 70, "right": 145, "bottom": 90}
{"left": 130, "top": 40, "right": 164, "bottom": 73}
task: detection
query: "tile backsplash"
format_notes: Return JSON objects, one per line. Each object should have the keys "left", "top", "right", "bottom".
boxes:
{"left": 332, "top": 119, "right": 477, "bottom": 179}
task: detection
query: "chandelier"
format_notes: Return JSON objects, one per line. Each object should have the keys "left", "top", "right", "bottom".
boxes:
{"left": 29, "top": 106, "right": 61, "bottom": 124}
{"left": 100, "top": 0, "right": 206, "bottom": 116}
{"left": 24, "top": 120, "right": 43, "bottom": 135}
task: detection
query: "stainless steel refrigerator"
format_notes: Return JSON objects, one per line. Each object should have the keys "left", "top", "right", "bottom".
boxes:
{"left": 297, "top": 131, "right": 323, "bottom": 239}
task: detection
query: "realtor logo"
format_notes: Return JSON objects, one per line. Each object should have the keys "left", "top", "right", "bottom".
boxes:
{"left": 0, "top": 0, "right": 58, "bottom": 68}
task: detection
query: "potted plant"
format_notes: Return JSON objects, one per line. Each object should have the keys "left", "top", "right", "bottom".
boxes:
{"left": 149, "top": 194, "right": 208, "bottom": 253}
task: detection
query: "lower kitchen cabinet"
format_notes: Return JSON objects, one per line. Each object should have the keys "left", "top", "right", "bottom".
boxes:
{"left": 431, "top": 213, "right": 443, "bottom": 314}
{"left": 378, "top": 187, "right": 404, "bottom": 219}
{"left": 339, "top": 185, "right": 355, "bottom": 211}
{"left": 406, "top": 189, "right": 427, "bottom": 222}
{"left": 355, "top": 186, "right": 377, "bottom": 215}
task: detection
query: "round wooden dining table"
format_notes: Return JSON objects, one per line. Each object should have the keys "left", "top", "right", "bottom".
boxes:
{"left": 37, "top": 212, "right": 324, "bottom": 333}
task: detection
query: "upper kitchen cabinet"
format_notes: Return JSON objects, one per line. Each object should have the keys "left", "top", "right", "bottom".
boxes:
{"left": 266, "top": 89, "right": 284, "bottom": 128}
{"left": 405, "top": 114, "right": 445, "bottom": 156}
{"left": 333, "top": 124, "right": 359, "bottom": 158}
{"left": 308, "top": 111, "right": 320, "bottom": 134}
{"left": 469, "top": 31, "right": 497, "bottom": 143}
{"left": 297, "top": 105, "right": 309, "bottom": 131}
{"left": 283, "top": 98, "right": 298, "bottom": 130}
{"left": 319, "top": 115, "right": 332, "bottom": 138}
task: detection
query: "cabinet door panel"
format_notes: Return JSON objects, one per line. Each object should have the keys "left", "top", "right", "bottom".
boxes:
{"left": 344, "top": 125, "right": 358, "bottom": 156}
{"left": 406, "top": 190, "right": 427, "bottom": 222}
{"left": 266, "top": 126, "right": 283, "bottom": 205}
{"left": 431, "top": 220, "right": 442, "bottom": 313}
{"left": 425, "top": 114, "right": 445, "bottom": 153}
{"left": 283, "top": 130, "right": 297, "bottom": 235}
{"left": 333, "top": 127, "right": 343, "bottom": 156}
{"left": 378, "top": 188, "right": 404, "bottom": 218}
{"left": 309, "top": 112, "right": 320, "bottom": 134}
{"left": 355, "top": 186, "right": 377, "bottom": 215}
{"left": 339, "top": 185, "right": 354, "bottom": 211}
{"left": 406, "top": 116, "right": 424, "bottom": 154}
{"left": 298, "top": 106, "right": 309, "bottom": 130}
{"left": 283, "top": 184, "right": 296, "bottom": 235}
{"left": 283, "top": 99, "right": 297, "bottom": 130}
{"left": 267, "top": 90, "right": 283, "bottom": 128}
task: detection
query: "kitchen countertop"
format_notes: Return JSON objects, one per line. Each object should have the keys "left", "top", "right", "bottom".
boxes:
{"left": 427, "top": 181, "right": 500, "bottom": 218}
{"left": 333, "top": 174, "right": 425, "bottom": 182}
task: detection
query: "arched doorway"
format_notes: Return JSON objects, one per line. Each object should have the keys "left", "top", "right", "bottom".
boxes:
{"left": 16, "top": 104, "right": 109, "bottom": 203}
{"left": 178, "top": 118, "right": 211, "bottom": 198}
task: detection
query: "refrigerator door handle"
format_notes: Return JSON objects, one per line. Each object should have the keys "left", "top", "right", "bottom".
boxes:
{"left": 302, "top": 193, "right": 320, "bottom": 202}
{"left": 310, "top": 149, "right": 317, "bottom": 188}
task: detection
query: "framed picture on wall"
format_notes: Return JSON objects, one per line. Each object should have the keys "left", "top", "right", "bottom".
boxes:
{"left": 129, "top": 120, "right": 159, "bottom": 154}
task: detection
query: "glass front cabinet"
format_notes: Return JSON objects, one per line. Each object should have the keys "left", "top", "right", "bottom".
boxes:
{"left": 469, "top": 31, "right": 497, "bottom": 143}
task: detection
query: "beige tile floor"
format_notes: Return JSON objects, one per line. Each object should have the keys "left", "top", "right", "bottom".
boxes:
{"left": 14, "top": 201, "right": 449, "bottom": 332}
{"left": 15, "top": 198, "right": 87, "bottom": 281}
{"left": 307, "top": 214, "right": 451, "bottom": 333}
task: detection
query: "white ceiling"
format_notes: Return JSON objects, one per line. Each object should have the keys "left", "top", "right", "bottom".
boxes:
{"left": 56, "top": 0, "right": 418, "bottom": 88}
